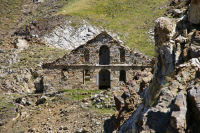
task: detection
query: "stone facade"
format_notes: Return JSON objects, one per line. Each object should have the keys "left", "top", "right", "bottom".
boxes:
{"left": 44, "top": 32, "right": 151, "bottom": 90}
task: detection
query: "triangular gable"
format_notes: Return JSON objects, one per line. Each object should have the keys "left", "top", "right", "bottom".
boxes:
{"left": 43, "top": 31, "right": 130, "bottom": 69}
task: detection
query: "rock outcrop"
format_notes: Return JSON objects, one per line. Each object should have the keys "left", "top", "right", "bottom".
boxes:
{"left": 15, "top": 15, "right": 101, "bottom": 50}
{"left": 119, "top": 1, "right": 200, "bottom": 132}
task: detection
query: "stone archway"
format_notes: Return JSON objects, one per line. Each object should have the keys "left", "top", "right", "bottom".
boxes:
{"left": 119, "top": 70, "right": 126, "bottom": 83}
{"left": 99, "top": 45, "right": 110, "bottom": 65}
{"left": 99, "top": 69, "right": 111, "bottom": 89}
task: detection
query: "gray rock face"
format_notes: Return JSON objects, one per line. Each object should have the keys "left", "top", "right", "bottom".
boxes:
{"left": 168, "top": 93, "right": 187, "bottom": 133}
{"left": 42, "top": 20, "right": 101, "bottom": 50}
{"left": 15, "top": 15, "right": 106, "bottom": 51}
{"left": 188, "top": 0, "right": 200, "bottom": 24}
{"left": 188, "top": 86, "right": 200, "bottom": 121}
{"left": 148, "top": 17, "right": 176, "bottom": 105}
{"left": 138, "top": 88, "right": 174, "bottom": 133}
{"left": 118, "top": 104, "right": 144, "bottom": 133}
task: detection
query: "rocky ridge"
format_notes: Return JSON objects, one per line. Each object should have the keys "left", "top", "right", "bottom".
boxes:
{"left": 119, "top": 0, "right": 200, "bottom": 132}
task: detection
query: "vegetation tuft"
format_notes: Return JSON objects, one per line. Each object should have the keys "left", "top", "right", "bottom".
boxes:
{"left": 59, "top": 88, "right": 101, "bottom": 101}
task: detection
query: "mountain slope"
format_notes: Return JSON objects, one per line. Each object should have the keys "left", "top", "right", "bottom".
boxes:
{"left": 58, "top": 0, "right": 169, "bottom": 56}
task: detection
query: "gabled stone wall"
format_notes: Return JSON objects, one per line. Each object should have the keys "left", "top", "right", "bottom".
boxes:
{"left": 61, "top": 33, "right": 133, "bottom": 65}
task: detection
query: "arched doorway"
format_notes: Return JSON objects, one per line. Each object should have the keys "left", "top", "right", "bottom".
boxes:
{"left": 120, "top": 48, "right": 125, "bottom": 63}
{"left": 99, "top": 69, "right": 111, "bottom": 89}
{"left": 99, "top": 45, "right": 110, "bottom": 65}
{"left": 119, "top": 70, "right": 126, "bottom": 83}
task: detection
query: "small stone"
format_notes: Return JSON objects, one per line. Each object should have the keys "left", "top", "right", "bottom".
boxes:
{"left": 172, "top": 9, "right": 184, "bottom": 17}
{"left": 28, "top": 128, "right": 36, "bottom": 132}
{"left": 36, "top": 96, "right": 47, "bottom": 106}
{"left": 33, "top": 0, "right": 44, "bottom": 3}
{"left": 63, "top": 126, "right": 68, "bottom": 130}
{"left": 0, "top": 120, "right": 4, "bottom": 126}
{"left": 41, "top": 121, "right": 45, "bottom": 125}
{"left": 59, "top": 126, "right": 63, "bottom": 130}
{"left": 95, "top": 121, "right": 101, "bottom": 125}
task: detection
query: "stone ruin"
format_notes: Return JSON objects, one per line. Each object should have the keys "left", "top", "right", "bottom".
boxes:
{"left": 43, "top": 32, "right": 151, "bottom": 90}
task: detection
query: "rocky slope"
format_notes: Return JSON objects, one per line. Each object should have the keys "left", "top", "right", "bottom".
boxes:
{"left": 119, "top": 0, "right": 200, "bottom": 132}
{"left": 0, "top": 1, "right": 153, "bottom": 133}
{"left": 0, "top": 90, "right": 113, "bottom": 133}
{"left": 3, "top": 0, "right": 198, "bottom": 133}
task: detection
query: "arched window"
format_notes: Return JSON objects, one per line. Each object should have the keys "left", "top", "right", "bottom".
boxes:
{"left": 120, "top": 48, "right": 125, "bottom": 63}
{"left": 84, "top": 48, "right": 90, "bottom": 63}
{"left": 99, "top": 45, "right": 110, "bottom": 65}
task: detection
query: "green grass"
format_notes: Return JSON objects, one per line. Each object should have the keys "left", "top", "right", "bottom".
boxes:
{"left": 0, "top": 93, "right": 23, "bottom": 121}
{"left": 0, "top": 93, "right": 22, "bottom": 108}
{"left": 58, "top": 0, "right": 168, "bottom": 56}
{"left": 0, "top": 0, "right": 24, "bottom": 31}
{"left": 10, "top": 45, "right": 66, "bottom": 69}
{"left": 0, "top": 0, "right": 24, "bottom": 19}
{"left": 60, "top": 88, "right": 101, "bottom": 101}
{"left": 60, "top": 88, "right": 115, "bottom": 114}
{"left": 91, "top": 106, "right": 115, "bottom": 114}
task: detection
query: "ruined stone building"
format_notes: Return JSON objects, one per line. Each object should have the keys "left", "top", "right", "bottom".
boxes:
{"left": 43, "top": 32, "right": 151, "bottom": 89}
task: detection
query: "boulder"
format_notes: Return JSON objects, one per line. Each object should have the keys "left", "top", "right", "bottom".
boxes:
{"left": 114, "top": 94, "right": 124, "bottom": 111}
{"left": 14, "top": 38, "right": 29, "bottom": 51}
{"left": 154, "top": 17, "right": 176, "bottom": 47}
{"left": 35, "top": 96, "right": 47, "bottom": 106}
{"left": 0, "top": 119, "right": 4, "bottom": 126}
{"left": 14, "top": 97, "right": 31, "bottom": 106}
{"left": 34, "top": 77, "right": 45, "bottom": 93}
{"left": 188, "top": 0, "right": 200, "bottom": 24}
{"left": 33, "top": 0, "right": 44, "bottom": 3}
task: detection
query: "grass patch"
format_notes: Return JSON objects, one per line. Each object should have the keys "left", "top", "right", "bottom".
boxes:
{"left": 60, "top": 89, "right": 115, "bottom": 114}
{"left": 10, "top": 45, "right": 66, "bottom": 69}
{"left": 0, "top": 93, "right": 23, "bottom": 121}
{"left": 58, "top": 0, "right": 168, "bottom": 56}
{"left": 0, "top": 93, "right": 22, "bottom": 108}
{"left": 0, "top": 0, "right": 24, "bottom": 32}
{"left": 60, "top": 88, "right": 101, "bottom": 101}
{"left": 91, "top": 106, "right": 115, "bottom": 115}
